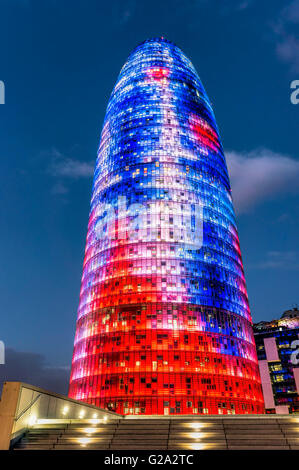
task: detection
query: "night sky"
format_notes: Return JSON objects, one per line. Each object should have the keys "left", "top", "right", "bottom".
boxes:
{"left": 0, "top": 0, "right": 298, "bottom": 395}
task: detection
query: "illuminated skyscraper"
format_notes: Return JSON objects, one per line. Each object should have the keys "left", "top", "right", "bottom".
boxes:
{"left": 69, "top": 38, "right": 264, "bottom": 415}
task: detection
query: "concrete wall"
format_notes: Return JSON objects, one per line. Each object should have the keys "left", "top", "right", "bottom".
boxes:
{"left": 0, "top": 382, "right": 122, "bottom": 450}
{"left": 258, "top": 360, "right": 276, "bottom": 410}
{"left": 264, "top": 337, "right": 280, "bottom": 362}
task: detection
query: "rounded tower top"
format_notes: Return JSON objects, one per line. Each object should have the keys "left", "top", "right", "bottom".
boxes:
{"left": 122, "top": 36, "right": 199, "bottom": 83}
{"left": 99, "top": 34, "right": 229, "bottom": 193}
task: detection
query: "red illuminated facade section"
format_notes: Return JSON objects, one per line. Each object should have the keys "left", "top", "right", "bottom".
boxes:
{"left": 69, "top": 38, "right": 265, "bottom": 415}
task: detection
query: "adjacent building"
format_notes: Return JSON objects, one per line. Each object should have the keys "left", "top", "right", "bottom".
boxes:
{"left": 69, "top": 37, "right": 264, "bottom": 415}
{"left": 254, "top": 307, "right": 299, "bottom": 414}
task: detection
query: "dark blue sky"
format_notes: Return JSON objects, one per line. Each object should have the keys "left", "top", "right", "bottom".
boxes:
{"left": 0, "top": 0, "right": 298, "bottom": 394}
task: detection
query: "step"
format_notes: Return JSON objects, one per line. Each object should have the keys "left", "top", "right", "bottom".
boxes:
{"left": 168, "top": 443, "right": 227, "bottom": 450}
{"left": 15, "top": 444, "right": 55, "bottom": 450}
{"left": 21, "top": 438, "right": 59, "bottom": 444}
{"left": 109, "top": 445, "right": 167, "bottom": 450}
{"left": 227, "top": 445, "right": 291, "bottom": 450}
{"left": 53, "top": 444, "right": 110, "bottom": 450}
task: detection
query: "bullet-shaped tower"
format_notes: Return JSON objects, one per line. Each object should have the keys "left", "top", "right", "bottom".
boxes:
{"left": 69, "top": 38, "right": 264, "bottom": 415}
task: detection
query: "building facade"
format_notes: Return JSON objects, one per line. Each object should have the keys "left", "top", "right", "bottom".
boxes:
{"left": 69, "top": 38, "right": 264, "bottom": 415}
{"left": 254, "top": 308, "right": 299, "bottom": 414}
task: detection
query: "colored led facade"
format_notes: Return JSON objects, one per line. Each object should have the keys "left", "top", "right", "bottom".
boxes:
{"left": 69, "top": 38, "right": 264, "bottom": 415}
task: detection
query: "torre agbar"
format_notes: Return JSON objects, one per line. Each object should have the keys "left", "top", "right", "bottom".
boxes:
{"left": 69, "top": 38, "right": 265, "bottom": 415}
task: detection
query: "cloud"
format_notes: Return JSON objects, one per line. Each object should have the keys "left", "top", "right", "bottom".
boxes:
{"left": 51, "top": 181, "right": 69, "bottom": 195}
{"left": 249, "top": 251, "right": 299, "bottom": 270}
{"left": 282, "top": 0, "right": 299, "bottom": 23}
{"left": 226, "top": 148, "right": 299, "bottom": 213}
{"left": 48, "top": 148, "right": 94, "bottom": 179}
{"left": 272, "top": 1, "right": 299, "bottom": 72}
{"left": 111, "top": 0, "right": 136, "bottom": 26}
{"left": 277, "top": 213, "right": 291, "bottom": 223}
{"left": 276, "top": 35, "right": 299, "bottom": 73}
{"left": 45, "top": 148, "right": 94, "bottom": 196}
{"left": 218, "top": 0, "right": 254, "bottom": 14}
{"left": 235, "top": 0, "right": 253, "bottom": 10}
{"left": 0, "top": 348, "right": 70, "bottom": 396}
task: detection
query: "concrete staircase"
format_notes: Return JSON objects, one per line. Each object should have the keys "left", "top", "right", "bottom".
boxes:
{"left": 13, "top": 416, "right": 299, "bottom": 450}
